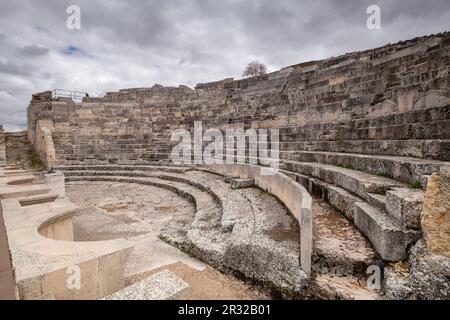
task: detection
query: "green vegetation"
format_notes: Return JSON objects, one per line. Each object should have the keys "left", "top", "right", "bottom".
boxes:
{"left": 342, "top": 164, "right": 355, "bottom": 170}
{"left": 409, "top": 180, "right": 422, "bottom": 189}
{"left": 26, "top": 149, "right": 46, "bottom": 172}
{"left": 8, "top": 142, "right": 19, "bottom": 149}
{"left": 332, "top": 205, "right": 346, "bottom": 218}
{"left": 376, "top": 172, "right": 389, "bottom": 178}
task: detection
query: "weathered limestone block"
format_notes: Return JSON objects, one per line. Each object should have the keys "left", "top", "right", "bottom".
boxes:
{"left": 230, "top": 178, "right": 255, "bottom": 189}
{"left": 44, "top": 172, "right": 66, "bottom": 198}
{"left": 421, "top": 166, "right": 450, "bottom": 257}
{"left": 35, "top": 120, "right": 56, "bottom": 168}
{"left": 397, "top": 91, "right": 415, "bottom": 113}
{"left": 31, "top": 90, "right": 53, "bottom": 102}
{"left": 104, "top": 270, "right": 190, "bottom": 300}
{"left": 386, "top": 188, "right": 424, "bottom": 230}
{"left": 354, "top": 202, "right": 421, "bottom": 261}
{"left": 414, "top": 90, "right": 450, "bottom": 111}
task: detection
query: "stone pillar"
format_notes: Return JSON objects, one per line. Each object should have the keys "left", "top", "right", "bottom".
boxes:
{"left": 44, "top": 172, "right": 65, "bottom": 198}
{"left": 35, "top": 120, "right": 56, "bottom": 169}
{"left": 300, "top": 207, "right": 312, "bottom": 275}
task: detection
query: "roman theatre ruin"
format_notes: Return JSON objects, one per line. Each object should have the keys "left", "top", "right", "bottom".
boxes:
{"left": 1, "top": 32, "right": 450, "bottom": 300}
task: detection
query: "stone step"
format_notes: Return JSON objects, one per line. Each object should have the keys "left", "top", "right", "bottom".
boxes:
{"left": 280, "top": 169, "right": 367, "bottom": 220}
{"left": 310, "top": 197, "right": 379, "bottom": 277}
{"left": 54, "top": 165, "right": 192, "bottom": 173}
{"left": 104, "top": 269, "right": 190, "bottom": 300}
{"left": 17, "top": 194, "right": 59, "bottom": 207}
{"left": 354, "top": 202, "right": 421, "bottom": 261}
{"left": 281, "top": 163, "right": 424, "bottom": 231}
{"left": 385, "top": 188, "right": 424, "bottom": 230}
{"left": 366, "top": 193, "right": 387, "bottom": 212}
{"left": 62, "top": 167, "right": 379, "bottom": 282}
{"left": 279, "top": 104, "right": 450, "bottom": 136}
{"left": 0, "top": 185, "right": 52, "bottom": 200}
{"left": 280, "top": 150, "right": 448, "bottom": 184}
{"left": 280, "top": 161, "right": 405, "bottom": 201}
{"left": 280, "top": 119, "right": 450, "bottom": 142}
{"left": 279, "top": 168, "right": 422, "bottom": 262}
{"left": 279, "top": 170, "right": 387, "bottom": 269}
{"left": 279, "top": 139, "right": 450, "bottom": 161}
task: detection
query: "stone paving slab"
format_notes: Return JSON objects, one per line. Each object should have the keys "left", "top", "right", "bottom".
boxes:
{"left": 104, "top": 269, "right": 190, "bottom": 300}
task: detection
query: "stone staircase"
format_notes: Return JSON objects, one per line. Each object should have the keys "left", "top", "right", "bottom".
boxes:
{"left": 279, "top": 161, "right": 423, "bottom": 262}
{"left": 264, "top": 107, "right": 449, "bottom": 265}
{"left": 278, "top": 104, "right": 450, "bottom": 161}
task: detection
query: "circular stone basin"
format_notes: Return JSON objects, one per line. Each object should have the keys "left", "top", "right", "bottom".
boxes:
{"left": 65, "top": 181, "right": 195, "bottom": 242}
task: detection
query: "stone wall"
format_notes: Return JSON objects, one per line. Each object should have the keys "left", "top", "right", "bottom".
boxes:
{"left": 27, "top": 32, "right": 450, "bottom": 167}
{"left": 0, "top": 126, "right": 6, "bottom": 165}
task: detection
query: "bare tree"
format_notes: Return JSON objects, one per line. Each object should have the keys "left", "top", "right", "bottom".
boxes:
{"left": 242, "top": 61, "right": 267, "bottom": 77}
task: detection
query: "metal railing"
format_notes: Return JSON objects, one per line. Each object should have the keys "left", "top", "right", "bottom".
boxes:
{"left": 52, "top": 89, "right": 89, "bottom": 102}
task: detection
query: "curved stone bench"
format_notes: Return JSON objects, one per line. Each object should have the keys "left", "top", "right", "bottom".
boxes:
{"left": 199, "top": 164, "right": 313, "bottom": 274}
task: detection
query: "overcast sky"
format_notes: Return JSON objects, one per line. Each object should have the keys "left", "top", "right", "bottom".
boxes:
{"left": 0, "top": 0, "right": 449, "bottom": 131}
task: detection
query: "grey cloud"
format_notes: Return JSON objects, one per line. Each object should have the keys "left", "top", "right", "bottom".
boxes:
{"left": 18, "top": 45, "right": 50, "bottom": 57}
{"left": 0, "top": 61, "right": 37, "bottom": 76}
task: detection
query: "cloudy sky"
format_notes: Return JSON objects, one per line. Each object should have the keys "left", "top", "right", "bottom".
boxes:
{"left": 0, "top": 0, "right": 449, "bottom": 131}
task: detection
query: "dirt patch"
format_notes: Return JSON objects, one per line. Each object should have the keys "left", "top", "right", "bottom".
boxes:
{"left": 155, "top": 206, "right": 176, "bottom": 213}
{"left": 266, "top": 221, "right": 299, "bottom": 242}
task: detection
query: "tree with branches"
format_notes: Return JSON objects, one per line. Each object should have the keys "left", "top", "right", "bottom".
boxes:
{"left": 242, "top": 61, "right": 267, "bottom": 77}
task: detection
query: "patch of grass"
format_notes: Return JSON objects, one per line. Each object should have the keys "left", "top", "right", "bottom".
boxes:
{"left": 342, "top": 163, "right": 355, "bottom": 170}
{"left": 8, "top": 142, "right": 19, "bottom": 149}
{"left": 26, "top": 149, "right": 46, "bottom": 172}
{"left": 409, "top": 180, "right": 422, "bottom": 189}
{"left": 376, "top": 172, "right": 389, "bottom": 178}
{"left": 331, "top": 205, "right": 347, "bottom": 217}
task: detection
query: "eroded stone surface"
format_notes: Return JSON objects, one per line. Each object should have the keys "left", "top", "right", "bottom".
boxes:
{"left": 422, "top": 166, "right": 450, "bottom": 257}
{"left": 104, "top": 269, "right": 190, "bottom": 300}
{"left": 384, "top": 240, "right": 450, "bottom": 300}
